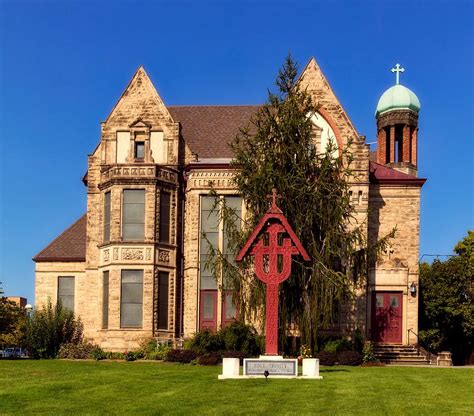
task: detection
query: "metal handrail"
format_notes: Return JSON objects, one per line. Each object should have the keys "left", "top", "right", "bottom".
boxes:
{"left": 408, "top": 328, "right": 432, "bottom": 363}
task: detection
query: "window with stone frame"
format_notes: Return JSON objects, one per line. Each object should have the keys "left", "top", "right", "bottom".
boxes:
{"left": 120, "top": 270, "right": 143, "bottom": 328}
{"left": 159, "top": 192, "right": 171, "bottom": 244}
{"left": 104, "top": 191, "right": 111, "bottom": 243}
{"left": 102, "top": 271, "right": 109, "bottom": 329}
{"left": 122, "top": 189, "right": 145, "bottom": 241}
{"left": 199, "top": 195, "right": 241, "bottom": 330}
{"left": 58, "top": 276, "right": 75, "bottom": 312}
{"left": 157, "top": 271, "right": 169, "bottom": 330}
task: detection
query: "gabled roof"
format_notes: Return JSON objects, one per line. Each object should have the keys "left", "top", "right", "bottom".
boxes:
{"left": 33, "top": 215, "right": 87, "bottom": 262}
{"left": 168, "top": 105, "right": 258, "bottom": 159}
{"left": 369, "top": 161, "right": 426, "bottom": 186}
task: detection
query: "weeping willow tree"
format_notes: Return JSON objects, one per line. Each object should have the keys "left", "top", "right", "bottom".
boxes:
{"left": 205, "top": 55, "right": 394, "bottom": 353}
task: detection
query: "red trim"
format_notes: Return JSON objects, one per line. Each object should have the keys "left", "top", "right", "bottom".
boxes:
{"left": 317, "top": 107, "right": 344, "bottom": 152}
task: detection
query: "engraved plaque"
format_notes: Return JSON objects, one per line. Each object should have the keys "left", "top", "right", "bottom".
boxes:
{"left": 243, "top": 359, "right": 298, "bottom": 376}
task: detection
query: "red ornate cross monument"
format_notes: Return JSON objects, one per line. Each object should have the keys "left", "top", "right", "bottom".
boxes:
{"left": 236, "top": 189, "right": 310, "bottom": 356}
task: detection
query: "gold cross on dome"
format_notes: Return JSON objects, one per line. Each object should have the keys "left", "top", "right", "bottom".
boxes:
{"left": 266, "top": 188, "right": 283, "bottom": 209}
{"left": 391, "top": 63, "right": 405, "bottom": 85}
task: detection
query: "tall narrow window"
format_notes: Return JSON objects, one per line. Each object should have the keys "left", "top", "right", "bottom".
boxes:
{"left": 104, "top": 191, "right": 111, "bottom": 243}
{"left": 159, "top": 192, "right": 171, "bottom": 243}
{"left": 122, "top": 190, "right": 145, "bottom": 241}
{"left": 102, "top": 271, "right": 109, "bottom": 329}
{"left": 157, "top": 271, "right": 169, "bottom": 330}
{"left": 120, "top": 270, "right": 143, "bottom": 328}
{"left": 199, "top": 196, "right": 219, "bottom": 330}
{"left": 58, "top": 276, "right": 75, "bottom": 312}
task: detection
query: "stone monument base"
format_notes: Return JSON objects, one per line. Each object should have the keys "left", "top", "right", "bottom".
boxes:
{"left": 218, "top": 356, "right": 322, "bottom": 380}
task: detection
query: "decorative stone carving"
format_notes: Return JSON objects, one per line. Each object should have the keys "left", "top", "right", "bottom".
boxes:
{"left": 122, "top": 248, "right": 144, "bottom": 261}
{"left": 146, "top": 248, "right": 152, "bottom": 261}
{"left": 103, "top": 249, "right": 110, "bottom": 262}
{"left": 113, "top": 248, "right": 119, "bottom": 260}
{"left": 158, "top": 249, "right": 170, "bottom": 263}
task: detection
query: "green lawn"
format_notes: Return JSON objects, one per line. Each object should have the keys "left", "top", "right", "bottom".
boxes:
{"left": 0, "top": 361, "right": 472, "bottom": 415}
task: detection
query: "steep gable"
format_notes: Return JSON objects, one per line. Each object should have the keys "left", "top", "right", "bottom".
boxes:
{"left": 298, "top": 57, "right": 360, "bottom": 146}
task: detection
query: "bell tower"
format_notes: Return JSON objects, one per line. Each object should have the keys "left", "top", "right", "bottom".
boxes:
{"left": 375, "top": 64, "right": 421, "bottom": 176}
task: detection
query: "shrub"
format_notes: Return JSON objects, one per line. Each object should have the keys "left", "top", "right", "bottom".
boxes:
{"left": 186, "top": 330, "right": 223, "bottom": 355}
{"left": 124, "top": 351, "right": 138, "bottom": 361}
{"left": 138, "top": 337, "right": 171, "bottom": 360}
{"left": 58, "top": 342, "right": 94, "bottom": 359}
{"left": 198, "top": 352, "right": 222, "bottom": 366}
{"left": 90, "top": 346, "right": 106, "bottom": 361}
{"left": 165, "top": 349, "right": 197, "bottom": 363}
{"left": 106, "top": 351, "right": 125, "bottom": 360}
{"left": 322, "top": 338, "right": 352, "bottom": 354}
{"left": 26, "top": 300, "right": 83, "bottom": 359}
{"left": 337, "top": 351, "right": 362, "bottom": 366}
{"left": 315, "top": 351, "right": 338, "bottom": 366}
{"left": 362, "top": 342, "right": 378, "bottom": 363}
{"left": 223, "top": 350, "right": 249, "bottom": 365}
{"left": 219, "top": 321, "right": 261, "bottom": 356}
{"left": 352, "top": 328, "right": 364, "bottom": 353}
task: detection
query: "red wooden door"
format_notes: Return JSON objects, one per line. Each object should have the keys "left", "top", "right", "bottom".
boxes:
{"left": 199, "top": 290, "right": 217, "bottom": 331}
{"left": 372, "top": 292, "right": 402, "bottom": 343}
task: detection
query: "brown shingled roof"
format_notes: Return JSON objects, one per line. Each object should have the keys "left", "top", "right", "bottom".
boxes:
{"left": 168, "top": 105, "right": 259, "bottom": 159}
{"left": 33, "top": 215, "right": 87, "bottom": 262}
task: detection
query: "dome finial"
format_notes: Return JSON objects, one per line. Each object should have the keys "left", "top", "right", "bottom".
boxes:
{"left": 391, "top": 63, "right": 405, "bottom": 85}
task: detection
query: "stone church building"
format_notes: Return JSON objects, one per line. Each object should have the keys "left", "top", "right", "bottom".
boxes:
{"left": 33, "top": 58, "right": 425, "bottom": 351}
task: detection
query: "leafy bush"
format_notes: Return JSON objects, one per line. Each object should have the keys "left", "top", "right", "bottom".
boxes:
{"left": 352, "top": 328, "right": 364, "bottom": 353}
{"left": 138, "top": 337, "right": 171, "bottom": 360}
{"left": 322, "top": 338, "right": 352, "bottom": 354}
{"left": 186, "top": 330, "right": 224, "bottom": 355}
{"left": 219, "top": 322, "right": 261, "bottom": 356}
{"left": 315, "top": 351, "right": 338, "bottom": 366}
{"left": 165, "top": 349, "right": 197, "bottom": 363}
{"left": 124, "top": 351, "right": 138, "bottom": 361}
{"left": 58, "top": 342, "right": 94, "bottom": 359}
{"left": 362, "top": 342, "right": 378, "bottom": 363}
{"left": 187, "top": 322, "right": 261, "bottom": 357}
{"left": 198, "top": 352, "right": 222, "bottom": 366}
{"left": 337, "top": 351, "right": 362, "bottom": 366}
{"left": 106, "top": 351, "right": 125, "bottom": 360}
{"left": 26, "top": 300, "right": 83, "bottom": 359}
{"left": 223, "top": 350, "right": 249, "bottom": 365}
{"left": 90, "top": 346, "right": 106, "bottom": 361}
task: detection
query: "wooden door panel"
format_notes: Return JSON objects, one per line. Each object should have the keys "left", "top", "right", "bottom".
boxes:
{"left": 372, "top": 292, "right": 402, "bottom": 343}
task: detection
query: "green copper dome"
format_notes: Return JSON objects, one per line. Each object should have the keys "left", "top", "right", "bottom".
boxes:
{"left": 375, "top": 84, "right": 421, "bottom": 117}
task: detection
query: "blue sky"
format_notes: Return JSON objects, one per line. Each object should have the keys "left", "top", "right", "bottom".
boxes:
{"left": 0, "top": 0, "right": 472, "bottom": 302}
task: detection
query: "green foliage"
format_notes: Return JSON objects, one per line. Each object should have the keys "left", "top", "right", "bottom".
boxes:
{"left": 352, "top": 328, "right": 364, "bottom": 353}
{"left": 137, "top": 337, "right": 171, "bottom": 360}
{"left": 186, "top": 321, "right": 262, "bottom": 356}
{"left": 362, "top": 342, "right": 378, "bottom": 363}
{"left": 419, "top": 232, "right": 473, "bottom": 364}
{"left": 124, "top": 351, "right": 139, "bottom": 361}
{"left": 204, "top": 55, "right": 394, "bottom": 354}
{"left": 26, "top": 300, "right": 83, "bottom": 359}
{"left": 56, "top": 342, "right": 105, "bottom": 360}
{"left": 197, "top": 352, "right": 222, "bottom": 366}
{"left": 0, "top": 298, "right": 27, "bottom": 348}
{"left": 165, "top": 349, "right": 197, "bottom": 363}
{"left": 322, "top": 338, "right": 352, "bottom": 354}
{"left": 186, "top": 329, "right": 223, "bottom": 355}
{"left": 105, "top": 351, "right": 125, "bottom": 360}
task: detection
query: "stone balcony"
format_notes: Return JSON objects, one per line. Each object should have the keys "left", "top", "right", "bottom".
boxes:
{"left": 100, "top": 164, "right": 178, "bottom": 186}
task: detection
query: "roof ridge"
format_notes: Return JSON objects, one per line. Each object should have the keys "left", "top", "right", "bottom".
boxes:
{"left": 33, "top": 214, "right": 87, "bottom": 261}
{"left": 168, "top": 104, "right": 261, "bottom": 108}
